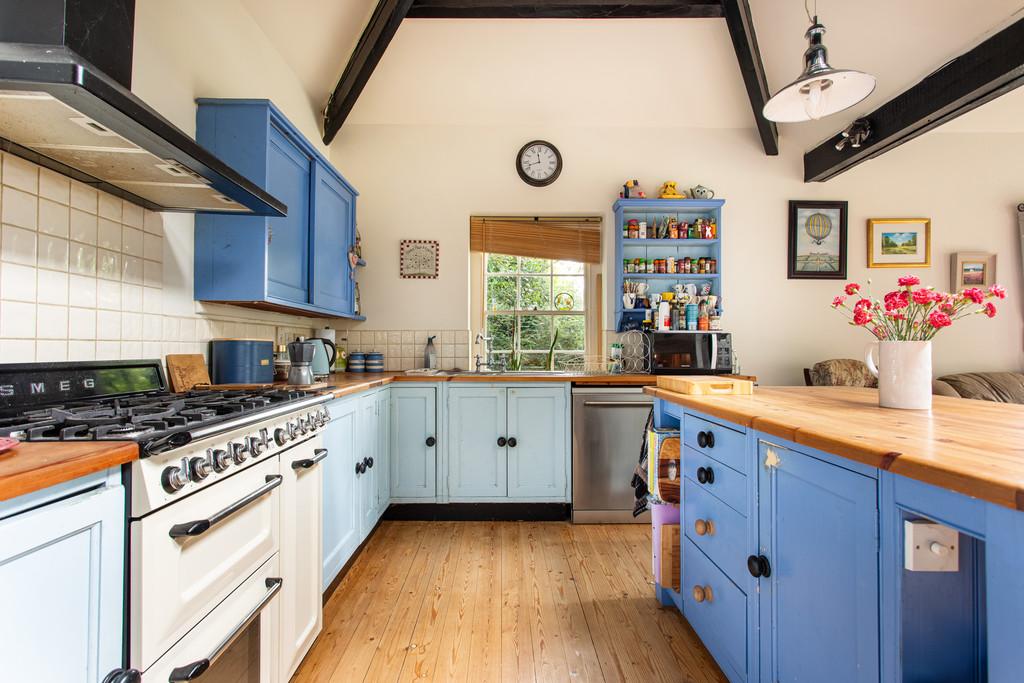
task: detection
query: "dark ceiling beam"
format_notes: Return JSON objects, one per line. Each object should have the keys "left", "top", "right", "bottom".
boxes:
{"left": 805, "top": 16, "right": 1024, "bottom": 182}
{"left": 323, "top": 0, "right": 414, "bottom": 145}
{"left": 720, "top": 0, "right": 778, "bottom": 155}
{"left": 407, "top": 1, "right": 723, "bottom": 19}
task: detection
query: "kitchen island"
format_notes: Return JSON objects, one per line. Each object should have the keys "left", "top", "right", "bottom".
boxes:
{"left": 647, "top": 385, "right": 1024, "bottom": 682}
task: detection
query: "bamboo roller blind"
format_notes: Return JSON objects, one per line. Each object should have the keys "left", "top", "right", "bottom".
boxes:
{"left": 470, "top": 216, "right": 602, "bottom": 264}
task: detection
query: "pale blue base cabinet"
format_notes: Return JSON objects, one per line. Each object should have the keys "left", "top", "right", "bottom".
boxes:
{"left": 656, "top": 399, "right": 1024, "bottom": 682}
{"left": 0, "top": 470, "right": 125, "bottom": 682}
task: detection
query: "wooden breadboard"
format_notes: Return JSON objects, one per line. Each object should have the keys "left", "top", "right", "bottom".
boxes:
{"left": 656, "top": 375, "right": 753, "bottom": 396}
{"left": 655, "top": 437, "right": 680, "bottom": 504}
{"left": 165, "top": 354, "right": 210, "bottom": 392}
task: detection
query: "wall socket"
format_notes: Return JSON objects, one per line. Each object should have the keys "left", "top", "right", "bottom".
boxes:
{"left": 904, "top": 519, "right": 959, "bottom": 572}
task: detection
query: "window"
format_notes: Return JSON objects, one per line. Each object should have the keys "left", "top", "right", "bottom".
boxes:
{"left": 484, "top": 254, "right": 585, "bottom": 370}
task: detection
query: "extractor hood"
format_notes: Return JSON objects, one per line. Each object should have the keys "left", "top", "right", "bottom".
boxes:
{"left": 0, "top": 0, "right": 285, "bottom": 216}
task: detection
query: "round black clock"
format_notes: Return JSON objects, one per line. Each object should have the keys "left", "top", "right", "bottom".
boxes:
{"left": 516, "top": 140, "right": 562, "bottom": 187}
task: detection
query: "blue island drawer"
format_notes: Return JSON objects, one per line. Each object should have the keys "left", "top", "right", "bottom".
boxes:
{"left": 683, "top": 537, "right": 747, "bottom": 682}
{"left": 683, "top": 477, "right": 748, "bottom": 587}
{"left": 684, "top": 446, "right": 746, "bottom": 515}
{"left": 684, "top": 413, "right": 746, "bottom": 474}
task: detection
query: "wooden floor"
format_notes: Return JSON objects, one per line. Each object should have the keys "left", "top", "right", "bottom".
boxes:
{"left": 293, "top": 521, "right": 726, "bottom": 683}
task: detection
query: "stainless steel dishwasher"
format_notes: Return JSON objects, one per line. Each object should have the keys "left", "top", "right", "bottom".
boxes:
{"left": 571, "top": 386, "right": 653, "bottom": 523}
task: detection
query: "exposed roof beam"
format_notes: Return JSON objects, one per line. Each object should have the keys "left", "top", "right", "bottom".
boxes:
{"left": 721, "top": 0, "right": 778, "bottom": 155}
{"left": 407, "top": 1, "right": 723, "bottom": 19}
{"left": 804, "top": 16, "right": 1024, "bottom": 182}
{"left": 323, "top": 0, "right": 414, "bottom": 145}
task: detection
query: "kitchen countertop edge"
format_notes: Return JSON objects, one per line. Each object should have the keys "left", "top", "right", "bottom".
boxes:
{"left": 0, "top": 441, "right": 139, "bottom": 503}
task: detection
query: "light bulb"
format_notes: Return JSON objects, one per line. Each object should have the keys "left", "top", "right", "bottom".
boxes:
{"left": 802, "top": 79, "right": 831, "bottom": 120}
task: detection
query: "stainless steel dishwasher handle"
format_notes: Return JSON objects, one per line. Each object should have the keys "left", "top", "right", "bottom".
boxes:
{"left": 582, "top": 401, "right": 655, "bottom": 407}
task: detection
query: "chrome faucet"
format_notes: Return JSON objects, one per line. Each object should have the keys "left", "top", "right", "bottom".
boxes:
{"left": 474, "top": 333, "right": 492, "bottom": 373}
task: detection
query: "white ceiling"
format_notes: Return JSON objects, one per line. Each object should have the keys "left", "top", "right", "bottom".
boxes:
{"left": 240, "top": 0, "right": 1024, "bottom": 137}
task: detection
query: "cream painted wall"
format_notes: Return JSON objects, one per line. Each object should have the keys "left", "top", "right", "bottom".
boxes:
{"left": 330, "top": 123, "right": 1023, "bottom": 385}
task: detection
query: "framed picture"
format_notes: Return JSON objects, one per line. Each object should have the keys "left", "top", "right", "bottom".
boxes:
{"left": 399, "top": 239, "right": 439, "bottom": 279}
{"left": 787, "top": 200, "right": 848, "bottom": 279}
{"left": 867, "top": 218, "right": 931, "bottom": 268}
{"left": 950, "top": 251, "right": 996, "bottom": 290}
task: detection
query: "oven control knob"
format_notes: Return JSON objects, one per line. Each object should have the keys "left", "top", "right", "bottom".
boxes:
{"left": 161, "top": 458, "right": 190, "bottom": 493}
{"left": 287, "top": 421, "right": 298, "bottom": 440}
{"left": 248, "top": 436, "right": 266, "bottom": 457}
{"left": 228, "top": 441, "right": 248, "bottom": 465}
{"left": 210, "top": 448, "right": 231, "bottom": 473}
{"left": 297, "top": 418, "right": 309, "bottom": 436}
{"left": 306, "top": 412, "right": 318, "bottom": 431}
{"left": 189, "top": 455, "right": 213, "bottom": 481}
{"left": 274, "top": 427, "right": 290, "bottom": 446}
{"left": 319, "top": 408, "right": 329, "bottom": 426}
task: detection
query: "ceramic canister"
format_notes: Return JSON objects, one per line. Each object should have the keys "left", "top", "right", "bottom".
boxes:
{"left": 348, "top": 352, "right": 366, "bottom": 373}
{"left": 365, "top": 352, "right": 384, "bottom": 373}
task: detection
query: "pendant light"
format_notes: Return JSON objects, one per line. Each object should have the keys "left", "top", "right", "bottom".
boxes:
{"left": 762, "top": 1, "right": 876, "bottom": 123}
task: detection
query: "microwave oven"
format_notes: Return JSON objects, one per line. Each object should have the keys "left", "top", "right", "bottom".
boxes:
{"left": 650, "top": 332, "right": 733, "bottom": 375}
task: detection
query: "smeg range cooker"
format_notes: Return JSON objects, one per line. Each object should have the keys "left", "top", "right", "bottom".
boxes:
{"left": 0, "top": 360, "right": 331, "bottom": 682}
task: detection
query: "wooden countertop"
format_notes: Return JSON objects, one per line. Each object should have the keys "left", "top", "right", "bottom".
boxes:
{"left": 0, "top": 441, "right": 138, "bottom": 502}
{"left": 645, "top": 386, "right": 1024, "bottom": 511}
{"left": 323, "top": 372, "right": 657, "bottom": 398}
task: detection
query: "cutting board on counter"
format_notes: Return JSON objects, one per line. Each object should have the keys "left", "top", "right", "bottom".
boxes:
{"left": 656, "top": 375, "right": 754, "bottom": 396}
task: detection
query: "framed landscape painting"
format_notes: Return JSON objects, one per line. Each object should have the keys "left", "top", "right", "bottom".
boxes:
{"left": 867, "top": 218, "right": 931, "bottom": 268}
{"left": 951, "top": 251, "right": 996, "bottom": 290}
{"left": 788, "top": 200, "right": 848, "bottom": 279}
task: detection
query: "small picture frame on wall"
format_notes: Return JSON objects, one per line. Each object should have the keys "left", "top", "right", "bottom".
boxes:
{"left": 951, "top": 251, "right": 996, "bottom": 290}
{"left": 867, "top": 218, "right": 931, "bottom": 268}
{"left": 399, "top": 239, "right": 440, "bottom": 279}
{"left": 787, "top": 200, "right": 848, "bottom": 279}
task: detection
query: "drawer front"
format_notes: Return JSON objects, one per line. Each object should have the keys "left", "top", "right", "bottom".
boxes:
{"left": 684, "top": 537, "right": 747, "bottom": 682}
{"left": 683, "top": 477, "right": 748, "bottom": 587}
{"left": 684, "top": 413, "right": 746, "bottom": 474}
{"left": 684, "top": 445, "right": 747, "bottom": 515}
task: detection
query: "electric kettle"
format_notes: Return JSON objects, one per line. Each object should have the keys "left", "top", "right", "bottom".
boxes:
{"left": 309, "top": 337, "right": 337, "bottom": 378}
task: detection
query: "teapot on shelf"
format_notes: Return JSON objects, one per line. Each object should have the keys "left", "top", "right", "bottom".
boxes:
{"left": 689, "top": 184, "right": 715, "bottom": 200}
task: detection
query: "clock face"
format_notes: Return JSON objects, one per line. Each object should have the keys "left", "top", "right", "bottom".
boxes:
{"left": 516, "top": 140, "right": 562, "bottom": 187}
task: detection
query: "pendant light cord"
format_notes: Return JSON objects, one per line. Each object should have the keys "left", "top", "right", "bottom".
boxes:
{"left": 805, "top": 0, "right": 817, "bottom": 23}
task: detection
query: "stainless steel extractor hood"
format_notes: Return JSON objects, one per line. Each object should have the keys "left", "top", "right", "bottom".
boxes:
{"left": 0, "top": 0, "right": 285, "bottom": 216}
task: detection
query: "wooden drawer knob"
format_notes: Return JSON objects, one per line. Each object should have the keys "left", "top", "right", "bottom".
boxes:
{"left": 692, "top": 584, "right": 714, "bottom": 603}
{"left": 694, "top": 518, "right": 715, "bottom": 536}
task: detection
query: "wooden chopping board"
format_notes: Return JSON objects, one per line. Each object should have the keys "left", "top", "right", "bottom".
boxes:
{"left": 165, "top": 354, "right": 210, "bottom": 392}
{"left": 657, "top": 375, "right": 754, "bottom": 396}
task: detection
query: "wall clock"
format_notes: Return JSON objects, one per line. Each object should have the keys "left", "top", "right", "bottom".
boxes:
{"left": 516, "top": 140, "right": 562, "bottom": 187}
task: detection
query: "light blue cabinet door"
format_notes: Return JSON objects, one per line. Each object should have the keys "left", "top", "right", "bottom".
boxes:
{"left": 757, "top": 441, "right": 879, "bottom": 683}
{"left": 310, "top": 163, "right": 354, "bottom": 312}
{"left": 390, "top": 387, "right": 437, "bottom": 499}
{"left": 375, "top": 389, "right": 391, "bottom": 516}
{"left": 448, "top": 387, "right": 507, "bottom": 498}
{"left": 357, "top": 393, "right": 379, "bottom": 539}
{"left": 266, "top": 123, "right": 312, "bottom": 304}
{"left": 507, "top": 387, "right": 568, "bottom": 499}
{"left": 0, "top": 482, "right": 124, "bottom": 682}
{"left": 322, "top": 398, "right": 359, "bottom": 591}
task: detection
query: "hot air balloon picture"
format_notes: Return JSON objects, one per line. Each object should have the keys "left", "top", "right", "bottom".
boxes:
{"left": 787, "top": 200, "right": 848, "bottom": 280}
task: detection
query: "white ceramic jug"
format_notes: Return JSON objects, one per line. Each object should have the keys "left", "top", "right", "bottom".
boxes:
{"left": 865, "top": 341, "right": 933, "bottom": 410}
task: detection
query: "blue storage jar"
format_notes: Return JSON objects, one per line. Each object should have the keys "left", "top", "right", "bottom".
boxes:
{"left": 348, "top": 352, "right": 366, "bottom": 372}
{"left": 210, "top": 339, "right": 274, "bottom": 384}
{"left": 365, "top": 352, "right": 384, "bottom": 373}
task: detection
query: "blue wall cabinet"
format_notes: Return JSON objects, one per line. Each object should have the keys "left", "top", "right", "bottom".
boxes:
{"left": 506, "top": 387, "right": 568, "bottom": 498}
{"left": 195, "top": 99, "right": 361, "bottom": 319}
{"left": 390, "top": 387, "right": 438, "bottom": 499}
{"left": 448, "top": 386, "right": 508, "bottom": 498}
{"left": 0, "top": 479, "right": 124, "bottom": 681}
{"left": 322, "top": 397, "right": 360, "bottom": 591}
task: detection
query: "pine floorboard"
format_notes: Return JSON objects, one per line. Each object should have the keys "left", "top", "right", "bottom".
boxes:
{"left": 293, "top": 521, "right": 727, "bottom": 683}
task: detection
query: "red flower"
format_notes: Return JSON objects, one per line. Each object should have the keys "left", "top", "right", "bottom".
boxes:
{"left": 844, "top": 283, "right": 861, "bottom": 296}
{"left": 898, "top": 275, "right": 921, "bottom": 287}
{"left": 928, "top": 310, "right": 952, "bottom": 328}
{"left": 984, "top": 302, "right": 997, "bottom": 318}
{"left": 989, "top": 284, "right": 1007, "bottom": 299}
{"left": 854, "top": 298, "right": 872, "bottom": 312}
{"left": 853, "top": 309, "right": 873, "bottom": 326}
{"left": 884, "top": 290, "right": 909, "bottom": 310}
{"left": 831, "top": 295, "right": 847, "bottom": 308}
{"left": 961, "top": 287, "right": 985, "bottom": 304}
{"left": 885, "top": 310, "right": 906, "bottom": 320}
{"left": 912, "top": 288, "right": 935, "bottom": 305}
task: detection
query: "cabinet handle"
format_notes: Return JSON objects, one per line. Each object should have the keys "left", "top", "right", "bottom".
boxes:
{"left": 697, "top": 430, "right": 716, "bottom": 449}
{"left": 691, "top": 584, "right": 714, "bottom": 603}
{"left": 356, "top": 461, "right": 366, "bottom": 474}
{"left": 508, "top": 437, "right": 518, "bottom": 448}
{"left": 426, "top": 436, "right": 436, "bottom": 447}
{"left": 291, "top": 448, "right": 328, "bottom": 469}
{"left": 747, "top": 554, "right": 772, "bottom": 578}
{"left": 366, "top": 456, "right": 374, "bottom": 469}
{"left": 497, "top": 436, "right": 507, "bottom": 447}
{"left": 696, "top": 466, "right": 715, "bottom": 485}
{"left": 694, "top": 518, "right": 715, "bottom": 536}
{"left": 168, "top": 475, "right": 282, "bottom": 538}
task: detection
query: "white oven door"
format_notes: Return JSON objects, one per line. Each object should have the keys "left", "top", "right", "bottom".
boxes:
{"left": 143, "top": 553, "right": 281, "bottom": 682}
{"left": 131, "top": 456, "right": 281, "bottom": 671}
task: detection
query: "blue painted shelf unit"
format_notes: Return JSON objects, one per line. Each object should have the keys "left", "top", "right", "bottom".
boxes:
{"left": 614, "top": 199, "right": 725, "bottom": 332}
{"left": 194, "top": 99, "right": 363, "bottom": 319}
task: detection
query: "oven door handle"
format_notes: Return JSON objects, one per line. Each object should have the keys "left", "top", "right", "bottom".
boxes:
{"left": 167, "top": 577, "right": 283, "bottom": 682}
{"left": 291, "top": 447, "right": 329, "bottom": 470}
{"left": 168, "top": 475, "right": 283, "bottom": 539}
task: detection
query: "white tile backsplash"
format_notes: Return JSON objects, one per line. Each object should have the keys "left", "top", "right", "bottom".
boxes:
{"left": 1, "top": 301, "right": 35, "bottom": 338}
{"left": 35, "top": 339, "right": 67, "bottom": 362}
{"left": 37, "top": 270, "right": 68, "bottom": 305}
{"left": 342, "top": 328, "right": 472, "bottom": 371}
{"left": 39, "top": 199, "right": 70, "bottom": 237}
{"left": 98, "top": 192, "right": 121, "bottom": 221}
{"left": 68, "top": 274, "right": 97, "bottom": 308}
{"left": 98, "top": 219, "right": 121, "bottom": 251}
{"left": 69, "top": 181, "right": 97, "bottom": 213}
{"left": 38, "top": 235, "right": 69, "bottom": 271}
{"left": 36, "top": 304, "right": 68, "bottom": 339}
{"left": 38, "top": 169, "right": 70, "bottom": 205}
{"left": 97, "top": 249, "right": 121, "bottom": 280}
{"left": 3, "top": 154, "right": 38, "bottom": 194}
{"left": 2, "top": 224, "right": 37, "bottom": 265}
{"left": 70, "top": 209, "right": 98, "bottom": 244}
{"left": 122, "top": 227, "right": 143, "bottom": 257}
{"left": 70, "top": 242, "right": 97, "bottom": 276}
{"left": 2, "top": 187, "right": 38, "bottom": 229}
{"left": 69, "top": 307, "right": 96, "bottom": 339}
{"left": 1, "top": 263, "right": 36, "bottom": 302}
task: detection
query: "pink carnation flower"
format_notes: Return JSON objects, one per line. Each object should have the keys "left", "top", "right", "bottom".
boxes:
{"left": 832, "top": 295, "right": 847, "bottom": 308}
{"left": 928, "top": 310, "right": 952, "bottom": 328}
{"left": 988, "top": 284, "right": 1006, "bottom": 299}
{"left": 844, "top": 283, "right": 861, "bottom": 296}
{"left": 854, "top": 298, "right": 872, "bottom": 312}
{"left": 961, "top": 287, "right": 985, "bottom": 304}
{"left": 898, "top": 275, "right": 921, "bottom": 287}
{"left": 984, "top": 302, "right": 997, "bottom": 318}
{"left": 884, "top": 290, "right": 909, "bottom": 310}
{"left": 853, "top": 309, "right": 873, "bottom": 326}
{"left": 912, "top": 289, "right": 935, "bottom": 305}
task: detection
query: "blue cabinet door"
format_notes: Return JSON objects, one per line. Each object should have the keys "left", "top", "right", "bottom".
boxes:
{"left": 311, "top": 163, "right": 355, "bottom": 312}
{"left": 0, "top": 481, "right": 124, "bottom": 681}
{"left": 756, "top": 440, "right": 879, "bottom": 683}
{"left": 322, "top": 398, "right": 359, "bottom": 591}
{"left": 357, "top": 393, "right": 379, "bottom": 539}
{"left": 266, "top": 123, "right": 311, "bottom": 304}
{"left": 374, "top": 389, "right": 391, "bottom": 517}
{"left": 506, "top": 387, "right": 568, "bottom": 499}
{"left": 390, "top": 387, "right": 437, "bottom": 499}
{"left": 448, "top": 387, "right": 507, "bottom": 498}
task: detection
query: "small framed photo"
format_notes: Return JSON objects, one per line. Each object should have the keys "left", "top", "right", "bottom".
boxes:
{"left": 951, "top": 251, "right": 996, "bottom": 290}
{"left": 788, "top": 200, "right": 848, "bottom": 279}
{"left": 399, "top": 239, "right": 439, "bottom": 279}
{"left": 867, "top": 218, "right": 931, "bottom": 268}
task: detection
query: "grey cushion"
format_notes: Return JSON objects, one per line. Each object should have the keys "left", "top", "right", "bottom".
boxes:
{"left": 933, "top": 372, "right": 1024, "bottom": 404}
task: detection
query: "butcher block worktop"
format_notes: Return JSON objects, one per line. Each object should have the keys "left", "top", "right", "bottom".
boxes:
{"left": 646, "top": 385, "right": 1024, "bottom": 510}
{"left": 324, "top": 371, "right": 657, "bottom": 398}
{"left": 0, "top": 441, "right": 138, "bottom": 502}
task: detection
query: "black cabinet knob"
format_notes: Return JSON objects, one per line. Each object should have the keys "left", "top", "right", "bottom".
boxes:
{"left": 746, "top": 554, "right": 771, "bottom": 578}
{"left": 426, "top": 436, "right": 436, "bottom": 447}
{"left": 696, "top": 466, "right": 715, "bottom": 485}
{"left": 355, "top": 461, "right": 365, "bottom": 474}
{"left": 366, "top": 456, "right": 374, "bottom": 468}
{"left": 697, "top": 430, "right": 716, "bottom": 448}
{"left": 508, "top": 437, "right": 517, "bottom": 448}
{"left": 497, "top": 436, "right": 507, "bottom": 447}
